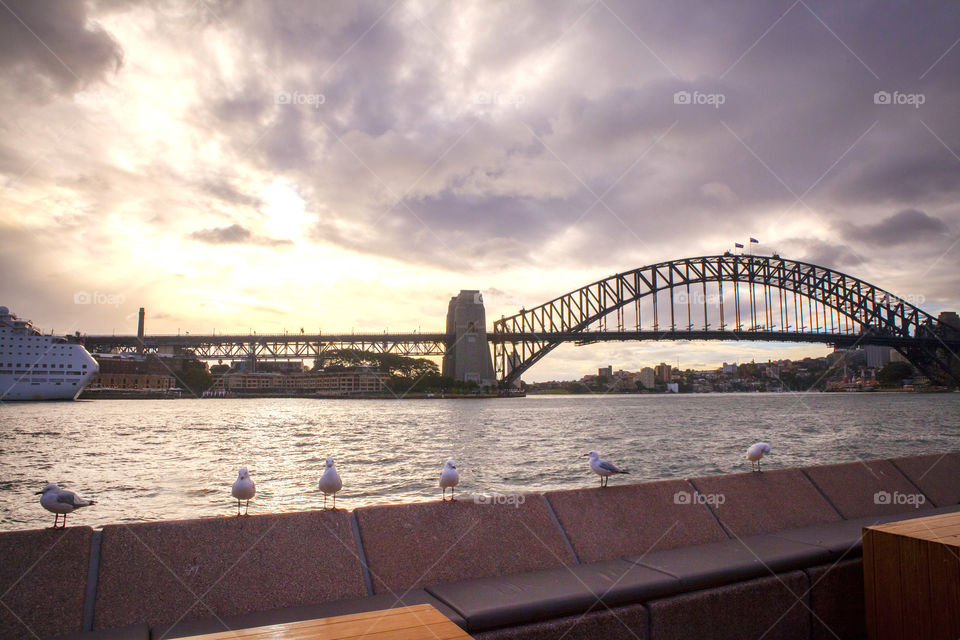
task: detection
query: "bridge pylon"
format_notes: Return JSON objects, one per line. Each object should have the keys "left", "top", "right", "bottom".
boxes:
{"left": 441, "top": 291, "right": 496, "bottom": 387}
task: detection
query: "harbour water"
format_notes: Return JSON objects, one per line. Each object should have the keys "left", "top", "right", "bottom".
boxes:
{"left": 1, "top": 393, "right": 958, "bottom": 531}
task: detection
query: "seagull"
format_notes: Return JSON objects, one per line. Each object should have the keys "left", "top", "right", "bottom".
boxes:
{"left": 319, "top": 457, "right": 342, "bottom": 510}
{"left": 584, "top": 451, "right": 629, "bottom": 487}
{"left": 231, "top": 467, "right": 255, "bottom": 516}
{"left": 37, "top": 484, "right": 95, "bottom": 528}
{"left": 746, "top": 442, "right": 771, "bottom": 472}
{"left": 440, "top": 459, "right": 459, "bottom": 501}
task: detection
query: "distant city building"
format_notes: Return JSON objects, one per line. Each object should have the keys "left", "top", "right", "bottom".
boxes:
{"left": 598, "top": 366, "right": 613, "bottom": 377}
{"left": 639, "top": 367, "right": 655, "bottom": 389}
{"left": 213, "top": 367, "right": 384, "bottom": 395}
{"left": 665, "top": 382, "right": 679, "bottom": 393}
{"left": 721, "top": 362, "right": 738, "bottom": 374}
{"left": 862, "top": 345, "right": 892, "bottom": 369}
{"left": 90, "top": 372, "right": 176, "bottom": 390}
{"left": 654, "top": 363, "right": 672, "bottom": 383}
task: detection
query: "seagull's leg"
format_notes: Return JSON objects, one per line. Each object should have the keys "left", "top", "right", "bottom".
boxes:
{"left": 441, "top": 487, "right": 445, "bottom": 501}
{"left": 333, "top": 493, "right": 337, "bottom": 510}
{"left": 323, "top": 494, "right": 327, "bottom": 510}
{"left": 52, "top": 514, "right": 59, "bottom": 528}
{"left": 758, "top": 459, "right": 762, "bottom": 473}
{"left": 245, "top": 500, "right": 250, "bottom": 516}
{"left": 451, "top": 486, "right": 455, "bottom": 501}
{"left": 62, "top": 513, "right": 67, "bottom": 528}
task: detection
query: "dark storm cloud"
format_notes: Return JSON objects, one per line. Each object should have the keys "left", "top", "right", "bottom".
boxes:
{"left": 197, "top": 179, "right": 263, "bottom": 209}
{"left": 2, "top": 0, "right": 960, "bottom": 339}
{"left": 0, "top": 0, "right": 123, "bottom": 95}
{"left": 190, "top": 224, "right": 292, "bottom": 247}
{"left": 783, "top": 238, "right": 866, "bottom": 270}
{"left": 843, "top": 209, "right": 951, "bottom": 247}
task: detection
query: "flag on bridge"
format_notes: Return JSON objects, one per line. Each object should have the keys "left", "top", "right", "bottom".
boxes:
{"left": 750, "top": 237, "right": 759, "bottom": 243}
{"left": 735, "top": 242, "right": 744, "bottom": 248}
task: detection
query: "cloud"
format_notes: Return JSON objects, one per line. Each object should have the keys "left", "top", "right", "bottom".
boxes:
{"left": 189, "top": 224, "right": 293, "bottom": 247}
{"left": 3, "top": 0, "right": 960, "bottom": 380}
{"left": 843, "top": 209, "right": 951, "bottom": 247}
{"left": 0, "top": 0, "right": 123, "bottom": 95}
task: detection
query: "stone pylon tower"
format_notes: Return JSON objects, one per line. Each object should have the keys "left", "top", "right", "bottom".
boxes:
{"left": 442, "top": 290, "right": 496, "bottom": 386}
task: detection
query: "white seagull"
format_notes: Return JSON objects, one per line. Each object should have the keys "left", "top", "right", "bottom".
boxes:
{"left": 746, "top": 442, "right": 771, "bottom": 472}
{"left": 319, "top": 457, "right": 342, "bottom": 510}
{"left": 37, "top": 484, "right": 95, "bottom": 528}
{"left": 231, "top": 467, "right": 256, "bottom": 516}
{"left": 584, "top": 451, "right": 629, "bottom": 487}
{"left": 440, "top": 459, "right": 459, "bottom": 501}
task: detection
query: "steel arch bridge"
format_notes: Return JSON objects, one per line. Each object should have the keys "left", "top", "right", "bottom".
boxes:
{"left": 492, "top": 254, "right": 960, "bottom": 386}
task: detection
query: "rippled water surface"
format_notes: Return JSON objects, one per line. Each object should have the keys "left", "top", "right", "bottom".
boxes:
{"left": 1, "top": 393, "right": 958, "bottom": 530}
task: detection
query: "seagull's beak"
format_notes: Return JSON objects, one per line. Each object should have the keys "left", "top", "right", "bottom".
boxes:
{"left": 35, "top": 491, "right": 43, "bottom": 494}
{"left": 581, "top": 453, "right": 589, "bottom": 458}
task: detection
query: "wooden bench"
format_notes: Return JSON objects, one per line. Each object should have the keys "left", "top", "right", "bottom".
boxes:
{"left": 864, "top": 511, "right": 960, "bottom": 639}
{"left": 182, "top": 604, "right": 473, "bottom": 640}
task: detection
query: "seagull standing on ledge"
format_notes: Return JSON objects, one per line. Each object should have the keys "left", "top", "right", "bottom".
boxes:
{"left": 231, "top": 467, "right": 255, "bottom": 516}
{"left": 319, "top": 457, "right": 342, "bottom": 510}
{"left": 746, "top": 442, "right": 771, "bottom": 472}
{"left": 37, "top": 484, "right": 95, "bottom": 528}
{"left": 584, "top": 451, "right": 629, "bottom": 487}
{"left": 440, "top": 459, "right": 459, "bottom": 501}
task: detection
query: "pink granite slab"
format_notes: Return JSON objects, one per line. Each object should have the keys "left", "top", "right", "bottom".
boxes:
{"left": 806, "top": 559, "right": 865, "bottom": 640}
{"left": 647, "top": 571, "right": 808, "bottom": 640}
{"left": 545, "top": 479, "right": 729, "bottom": 563}
{"left": 93, "top": 510, "right": 365, "bottom": 630}
{"left": 0, "top": 526, "right": 92, "bottom": 639}
{"left": 690, "top": 468, "right": 841, "bottom": 537}
{"left": 889, "top": 451, "right": 960, "bottom": 508}
{"left": 354, "top": 498, "right": 574, "bottom": 594}
{"left": 803, "top": 458, "right": 934, "bottom": 519}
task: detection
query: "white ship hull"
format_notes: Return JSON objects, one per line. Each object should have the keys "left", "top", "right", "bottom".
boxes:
{"left": 0, "top": 373, "right": 96, "bottom": 400}
{"left": 0, "top": 306, "right": 100, "bottom": 401}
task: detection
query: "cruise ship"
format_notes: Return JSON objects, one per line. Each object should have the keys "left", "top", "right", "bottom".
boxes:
{"left": 0, "top": 306, "right": 99, "bottom": 400}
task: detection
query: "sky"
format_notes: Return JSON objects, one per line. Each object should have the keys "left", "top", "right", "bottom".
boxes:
{"left": 0, "top": 0, "right": 958, "bottom": 381}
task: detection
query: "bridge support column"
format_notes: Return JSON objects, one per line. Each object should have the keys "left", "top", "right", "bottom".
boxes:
{"left": 442, "top": 291, "right": 496, "bottom": 387}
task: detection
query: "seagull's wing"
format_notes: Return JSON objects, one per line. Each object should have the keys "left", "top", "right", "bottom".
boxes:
{"left": 58, "top": 490, "right": 92, "bottom": 507}
{"left": 598, "top": 460, "right": 623, "bottom": 473}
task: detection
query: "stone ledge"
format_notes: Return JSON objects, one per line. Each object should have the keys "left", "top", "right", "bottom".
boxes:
{"left": 92, "top": 510, "right": 365, "bottom": 630}
{"left": 803, "top": 459, "right": 933, "bottom": 519}
{"left": 690, "top": 468, "right": 841, "bottom": 537}
{"left": 355, "top": 498, "right": 574, "bottom": 594}
{"left": 545, "top": 479, "right": 728, "bottom": 563}
{"left": 0, "top": 526, "right": 92, "bottom": 639}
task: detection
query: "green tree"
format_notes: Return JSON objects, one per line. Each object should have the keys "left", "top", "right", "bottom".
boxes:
{"left": 878, "top": 361, "right": 914, "bottom": 387}
{"left": 175, "top": 366, "right": 213, "bottom": 395}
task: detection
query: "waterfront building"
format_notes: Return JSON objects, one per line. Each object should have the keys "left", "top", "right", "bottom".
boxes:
{"left": 213, "top": 366, "right": 385, "bottom": 395}
{"left": 90, "top": 373, "right": 176, "bottom": 390}
{"left": 862, "top": 345, "right": 892, "bottom": 369}
{"left": 654, "top": 362, "right": 672, "bottom": 383}
{"left": 639, "top": 367, "right": 655, "bottom": 389}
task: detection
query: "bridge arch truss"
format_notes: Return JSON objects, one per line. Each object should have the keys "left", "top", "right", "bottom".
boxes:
{"left": 492, "top": 254, "right": 960, "bottom": 386}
